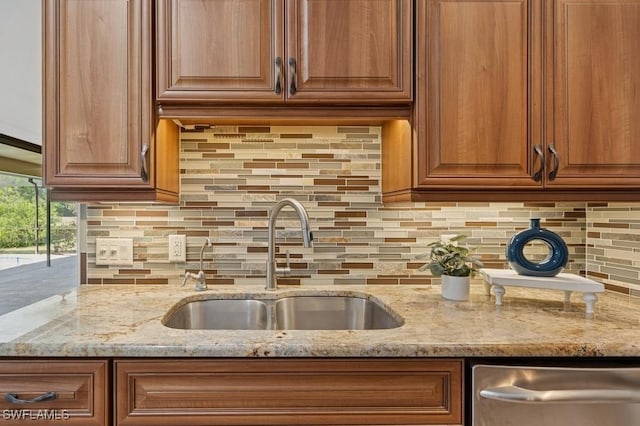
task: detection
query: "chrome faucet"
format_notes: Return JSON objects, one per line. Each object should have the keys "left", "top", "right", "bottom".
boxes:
{"left": 181, "top": 238, "right": 212, "bottom": 291}
{"left": 266, "top": 198, "right": 313, "bottom": 290}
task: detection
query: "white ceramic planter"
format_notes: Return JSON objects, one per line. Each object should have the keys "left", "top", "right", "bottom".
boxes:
{"left": 441, "top": 275, "right": 470, "bottom": 301}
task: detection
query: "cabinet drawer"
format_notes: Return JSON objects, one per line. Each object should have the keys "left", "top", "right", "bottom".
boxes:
{"left": 115, "top": 358, "right": 463, "bottom": 425}
{"left": 0, "top": 360, "right": 108, "bottom": 426}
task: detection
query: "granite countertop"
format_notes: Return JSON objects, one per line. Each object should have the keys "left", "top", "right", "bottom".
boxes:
{"left": 1, "top": 283, "right": 639, "bottom": 358}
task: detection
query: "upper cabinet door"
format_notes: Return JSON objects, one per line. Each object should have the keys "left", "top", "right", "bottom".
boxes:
{"left": 285, "top": 0, "right": 412, "bottom": 102}
{"left": 156, "top": 0, "right": 412, "bottom": 105}
{"left": 415, "top": 0, "right": 542, "bottom": 188}
{"left": 43, "top": 0, "right": 153, "bottom": 188}
{"left": 157, "top": 0, "right": 284, "bottom": 103}
{"left": 547, "top": 0, "right": 640, "bottom": 187}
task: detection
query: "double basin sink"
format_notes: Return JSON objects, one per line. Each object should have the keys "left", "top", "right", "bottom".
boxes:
{"left": 163, "top": 293, "right": 403, "bottom": 331}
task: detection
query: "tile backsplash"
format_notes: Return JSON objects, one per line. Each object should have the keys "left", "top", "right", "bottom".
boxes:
{"left": 586, "top": 204, "right": 640, "bottom": 295}
{"left": 82, "top": 125, "right": 636, "bottom": 294}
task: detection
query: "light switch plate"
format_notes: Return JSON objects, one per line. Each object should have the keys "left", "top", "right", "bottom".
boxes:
{"left": 169, "top": 234, "right": 187, "bottom": 262}
{"left": 95, "top": 238, "right": 133, "bottom": 266}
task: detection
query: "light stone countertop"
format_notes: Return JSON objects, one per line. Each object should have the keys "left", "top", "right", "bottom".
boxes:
{"left": 1, "top": 284, "right": 639, "bottom": 358}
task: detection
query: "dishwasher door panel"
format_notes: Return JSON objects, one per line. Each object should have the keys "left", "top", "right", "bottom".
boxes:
{"left": 473, "top": 365, "right": 640, "bottom": 426}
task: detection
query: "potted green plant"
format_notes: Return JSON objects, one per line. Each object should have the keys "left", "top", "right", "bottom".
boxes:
{"left": 417, "top": 234, "right": 483, "bottom": 300}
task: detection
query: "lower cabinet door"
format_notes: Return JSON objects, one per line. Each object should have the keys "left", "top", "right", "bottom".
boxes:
{"left": 115, "top": 358, "right": 463, "bottom": 425}
{"left": 0, "top": 360, "right": 109, "bottom": 426}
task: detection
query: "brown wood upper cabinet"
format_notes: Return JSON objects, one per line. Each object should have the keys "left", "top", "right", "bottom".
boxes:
{"left": 387, "top": 0, "right": 640, "bottom": 201}
{"left": 43, "top": 0, "right": 179, "bottom": 203}
{"left": 415, "top": 0, "right": 537, "bottom": 190}
{"left": 548, "top": 0, "right": 640, "bottom": 188}
{"left": 156, "top": 0, "right": 412, "bottom": 104}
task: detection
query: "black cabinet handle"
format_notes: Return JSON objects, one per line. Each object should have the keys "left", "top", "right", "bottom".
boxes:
{"left": 5, "top": 392, "right": 57, "bottom": 404}
{"left": 548, "top": 144, "right": 560, "bottom": 181}
{"left": 532, "top": 144, "right": 544, "bottom": 182}
{"left": 274, "top": 57, "right": 283, "bottom": 94}
{"left": 141, "top": 144, "right": 149, "bottom": 182}
{"left": 288, "top": 57, "right": 297, "bottom": 95}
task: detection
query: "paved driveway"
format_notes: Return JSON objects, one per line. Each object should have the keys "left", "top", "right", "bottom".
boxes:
{"left": 0, "top": 256, "right": 77, "bottom": 316}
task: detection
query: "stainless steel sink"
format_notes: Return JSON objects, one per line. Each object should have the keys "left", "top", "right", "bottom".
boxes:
{"left": 275, "top": 296, "right": 402, "bottom": 330}
{"left": 163, "top": 299, "right": 268, "bottom": 330}
{"left": 162, "top": 294, "right": 403, "bottom": 330}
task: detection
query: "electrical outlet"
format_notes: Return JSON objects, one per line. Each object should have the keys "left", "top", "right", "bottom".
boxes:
{"left": 169, "top": 234, "right": 187, "bottom": 262}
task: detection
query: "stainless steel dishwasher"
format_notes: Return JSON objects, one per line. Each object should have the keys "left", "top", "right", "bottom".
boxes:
{"left": 472, "top": 364, "right": 640, "bottom": 425}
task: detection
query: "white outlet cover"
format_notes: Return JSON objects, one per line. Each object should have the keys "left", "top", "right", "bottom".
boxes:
{"left": 169, "top": 234, "right": 187, "bottom": 262}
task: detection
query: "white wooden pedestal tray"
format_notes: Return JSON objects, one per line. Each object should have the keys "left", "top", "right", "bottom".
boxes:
{"left": 480, "top": 268, "right": 605, "bottom": 315}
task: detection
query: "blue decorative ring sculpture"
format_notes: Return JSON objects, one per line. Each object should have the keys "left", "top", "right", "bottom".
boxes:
{"left": 506, "top": 218, "right": 569, "bottom": 277}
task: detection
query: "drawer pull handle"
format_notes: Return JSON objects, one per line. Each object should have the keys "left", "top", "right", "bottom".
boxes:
{"left": 5, "top": 392, "right": 57, "bottom": 404}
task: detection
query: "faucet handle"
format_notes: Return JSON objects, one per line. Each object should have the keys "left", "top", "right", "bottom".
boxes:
{"left": 181, "top": 271, "right": 196, "bottom": 287}
{"left": 181, "top": 271, "right": 207, "bottom": 291}
{"left": 275, "top": 250, "right": 292, "bottom": 276}
{"left": 284, "top": 250, "right": 291, "bottom": 275}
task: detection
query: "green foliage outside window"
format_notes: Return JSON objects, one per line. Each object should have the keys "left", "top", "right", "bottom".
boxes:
{"left": 0, "top": 175, "right": 76, "bottom": 252}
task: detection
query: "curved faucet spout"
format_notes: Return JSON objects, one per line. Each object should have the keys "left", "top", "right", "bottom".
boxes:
{"left": 266, "top": 198, "right": 313, "bottom": 290}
